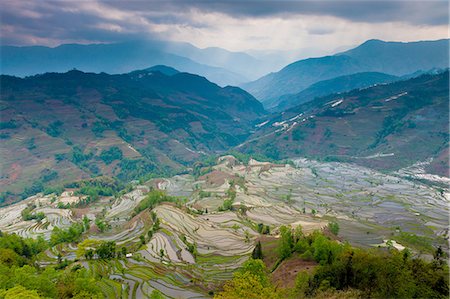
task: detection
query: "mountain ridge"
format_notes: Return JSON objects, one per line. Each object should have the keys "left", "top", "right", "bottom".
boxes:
{"left": 242, "top": 39, "right": 449, "bottom": 105}
{"left": 1, "top": 41, "right": 248, "bottom": 86}
{"left": 239, "top": 71, "right": 449, "bottom": 177}
{"left": 269, "top": 71, "right": 399, "bottom": 111}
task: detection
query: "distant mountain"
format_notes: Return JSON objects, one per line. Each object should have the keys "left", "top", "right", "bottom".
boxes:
{"left": 272, "top": 72, "right": 399, "bottom": 111}
{"left": 338, "top": 39, "right": 448, "bottom": 75}
{"left": 0, "top": 41, "right": 248, "bottom": 86}
{"left": 239, "top": 71, "right": 449, "bottom": 176}
{"left": 242, "top": 39, "right": 449, "bottom": 105}
{"left": 144, "top": 65, "right": 180, "bottom": 76}
{"left": 0, "top": 68, "right": 265, "bottom": 201}
{"left": 163, "top": 44, "right": 277, "bottom": 80}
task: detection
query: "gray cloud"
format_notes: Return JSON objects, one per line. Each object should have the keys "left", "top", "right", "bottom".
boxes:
{"left": 104, "top": 0, "right": 449, "bottom": 26}
{"left": 307, "top": 26, "right": 336, "bottom": 36}
{"left": 0, "top": 0, "right": 448, "bottom": 49}
{"left": 2, "top": 1, "right": 129, "bottom": 42}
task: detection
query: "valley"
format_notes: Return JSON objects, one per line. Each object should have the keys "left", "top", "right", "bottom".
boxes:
{"left": 0, "top": 11, "right": 449, "bottom": 296}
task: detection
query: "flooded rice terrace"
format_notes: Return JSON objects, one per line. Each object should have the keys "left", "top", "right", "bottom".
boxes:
{"left": 0, "top": 156, "right": 447, "bottom": 298}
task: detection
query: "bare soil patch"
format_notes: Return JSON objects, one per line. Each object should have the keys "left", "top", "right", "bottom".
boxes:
{"left": 200, "top": 170, "right": 234, "bottom": 187}
{"left": 271, "top": 256, "right": 318, "bottom": 289}
{"left": 9, "top": 163, "right": 22, "bottom": 182}
{"left": 72, "top": 207, "right": 91, "bottom": 219}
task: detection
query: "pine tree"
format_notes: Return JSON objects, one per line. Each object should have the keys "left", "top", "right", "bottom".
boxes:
{"left": 252, "top": 241, "right": 263, "bottom": 259}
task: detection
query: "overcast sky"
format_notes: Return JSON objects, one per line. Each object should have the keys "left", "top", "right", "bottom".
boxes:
{"left": 1, "top": 0, "right": 448, "bottom": 54}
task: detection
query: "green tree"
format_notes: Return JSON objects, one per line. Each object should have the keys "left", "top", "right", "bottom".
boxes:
{"left": 293, "top": 225, "right": 303, "bottom": 243}
{"left": 50, "top": 223, "right": 84, "bottom": 245}
{"left": 257, "top": 223, "right": 264, "bottom": 234}
{"left": 278, "top": 226, "right": 293, "bottom": 260}
{"left": 295, "top": 270, "right": 310, "bottom": 297}
{"left": 95, "top": 219, "right": 108, "bottom": 233}
{"left": 96, "top": 241, "right": 116, "bottom": 259}
{"left": 215, "top": 259, "right": 280, "bottom": 299}
{"left": 150, "top": 289, "right": 165, "bottom": 299}
{"left": 82, "top": 216, "right": 90, "bottom": 231}
{"left": 99, "top": 146, "right": 123, "bottom": 165}
{"left": 153, "top": 218, "right": 160, "bottom": 231}
{"left": 252, "top": 241, "right": 263, "bottom": 260}
{"left": 134, "top": 190, "right": 176, "bottom": 215}
{"left": 0, "top": 285, "right": 41, "bottom": 299}
{"left": 328, "top": 221, "right": 340, "bottom": 236}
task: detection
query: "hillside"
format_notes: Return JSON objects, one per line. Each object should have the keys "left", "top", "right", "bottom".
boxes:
{"left": 242, "top": 39, "right": 449, "bottom": 105}
{"left": 239, "top": 71, "right": 449, "bottom": 177}
{"left": 272, "top": 72, "right": 398, "bottom": 111}
{"left": 0, "top": 68, "right": 265, "bottom": 203}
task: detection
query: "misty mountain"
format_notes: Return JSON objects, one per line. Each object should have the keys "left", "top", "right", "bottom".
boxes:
{"left": 0, "top": 41, "right": 250, "bottom": 86}
{"left": 242, "top": 39, "right": 449, "bottom": 105}
{"left": 161, "top": 43, "right": 279, "bottom": 80}
{"left": 272, "top": 72, "right": 399, "bottom": 111}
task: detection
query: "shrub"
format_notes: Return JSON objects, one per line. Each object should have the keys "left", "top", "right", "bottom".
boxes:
{"left": 328, "top": 221, "right": 340, "bottom": 236}
{"left": 99, "top": 146, "right": 123, "bottom": 165}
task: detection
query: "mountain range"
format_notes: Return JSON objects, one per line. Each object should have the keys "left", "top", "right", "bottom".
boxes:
{"left": 239, "top": 71, "right": 449, "bottom": 176}
{"left": 0, "top": 68, "right": 264, "bottom": 203}
{"left": 0, "top": 40, "right": 290, "bottom": 86}
{"left": 0, "top": 38, "right": 449, "bottom": 203}
{"left": 242, "top": 39, "right": 449, "bottom": 107}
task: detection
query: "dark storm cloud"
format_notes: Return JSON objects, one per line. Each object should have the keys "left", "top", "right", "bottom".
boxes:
{"left": 0, "top": 0, "right": 448, "bottom": 46}
{"left": 105, "top": 0, "right": 449, "bottom": 26}
{"left": 1, "top": 0, "right": 162, "bottom": 45}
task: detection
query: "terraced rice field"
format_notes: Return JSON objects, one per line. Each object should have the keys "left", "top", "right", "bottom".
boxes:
{"left": 154, "top": 205, "right": 256, "bottom": 256}
{"left": 0, "top": 156, "right": 448, "bottom": 298}
{"left": 91, "top": 219, "right": 146, "bottom": 245}
{"left": 0, "top": 196, "right": 76, "bottom": 238}
{"left": 143, "top": 231, "right": 195, "bottom": 264}
{"left": 106, "top": 186, "right": 150, "bottom": 220}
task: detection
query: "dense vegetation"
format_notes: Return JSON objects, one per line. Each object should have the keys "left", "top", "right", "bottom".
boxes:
{"left": 71, "top": 177, "right": 126, "bottom": 207}
{"left": 50, "top": 223, "right": 86, "bottom": 246}
{"left": 216, "top": 226, "right": 449, "bottom": 298}
{"left": 0, "top": 231, "right": 105, "bottom": 298}
{"left": 133, "top": 189, "right": 178, "bottom": 216}
{"left": 21, "top": 204, "right": 45, "bottom": 222}
{"left": 99, "top": 146, "right": 123, "bottom": 165}
{"left": 215, "top": 259, "right": 280, "bottom": 298}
